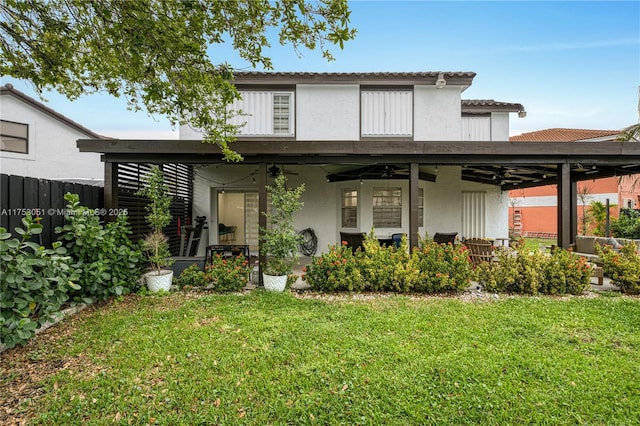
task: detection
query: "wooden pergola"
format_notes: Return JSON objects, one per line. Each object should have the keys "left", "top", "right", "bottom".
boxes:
{"left": 78, "top": 138, "right": 640, "bottom": 253}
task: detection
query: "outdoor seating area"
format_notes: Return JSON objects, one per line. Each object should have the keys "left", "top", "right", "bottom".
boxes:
{"left": 464, "top": 238, "right": 496, "bottom": 266}
{"left": 433, "top": 232, "right": 458, "bottom": 245}
{"left": 340, "top": 232, "right": 366, "bottom": 252}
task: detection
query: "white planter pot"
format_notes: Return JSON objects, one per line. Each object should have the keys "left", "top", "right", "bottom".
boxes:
{"left": 145, "top": 270, "right": 174, "bottom": 292}
{"left": 262, "top": 273, "right": 287, "bottom": 292}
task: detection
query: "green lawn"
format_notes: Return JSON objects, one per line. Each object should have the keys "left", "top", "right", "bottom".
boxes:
{"left": 2, "top": 291, "right": 639, "bottom": 425}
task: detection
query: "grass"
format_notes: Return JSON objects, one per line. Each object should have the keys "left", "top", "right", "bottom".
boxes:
{"left": 520, "top": 237, "right": 557, "bottom": 251}
{"left": 2, "top": 291, "right": 639, "bottom": 425}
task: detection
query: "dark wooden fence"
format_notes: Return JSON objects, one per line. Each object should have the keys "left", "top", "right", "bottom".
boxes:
{"left": 0, "top": 174, "right": 104, "bottom": 247}
{"left": 1, "top": 164, "right": 194, "bottom": 255}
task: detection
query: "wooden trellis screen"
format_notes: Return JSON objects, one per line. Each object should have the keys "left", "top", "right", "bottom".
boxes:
{"left": 116, "top": 163, "right": 194, "bottom": 256}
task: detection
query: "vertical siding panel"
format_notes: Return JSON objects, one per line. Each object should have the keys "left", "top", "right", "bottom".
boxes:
{"left": 462, "top": 192, "right": 486, "bottom": 239}
{"left": 462, "top": 117, "right": 490, "bottom": 141}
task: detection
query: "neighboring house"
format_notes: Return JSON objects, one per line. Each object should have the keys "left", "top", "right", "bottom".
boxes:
{"left": 1, "top": 83, "right": 105, "bottom": 185}
{"left": 178, "top": 72, "right": 526, "bottom": 254}
{"left": 508, "top": 128, "right": 640, "bottom": 237}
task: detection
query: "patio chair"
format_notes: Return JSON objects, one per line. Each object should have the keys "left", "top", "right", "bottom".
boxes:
{"left": 433, "top": 232, "right": 458, "bottom": 245}
{"left": 340, "top": 232, "right": 366, "bottom": 252}
{"left": 464, "top": 238, "right": 495, "bottom": 266}
{"left": 391, "top": 233, "right": 405, "bottom": 248}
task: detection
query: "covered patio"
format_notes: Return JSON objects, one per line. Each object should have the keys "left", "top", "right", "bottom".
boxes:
{"left": 78, "top": 138, "right": 640, "bottom": 272}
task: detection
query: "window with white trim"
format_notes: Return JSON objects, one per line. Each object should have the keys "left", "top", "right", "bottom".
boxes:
{"left": 273, "top": 93, "right": 290, "bottom": 134}
{"left": 373, "top": 187, "right": 402, "bottom": 228}
{"left": 361, "top": 90, "right": 413, "bottom": 137}
{"left": 1, "top": 120, "right": 28, "bottom": 154}
{"left": 229, "top": 91, "right": 294, "bottom": 136}
{"left": 341, "top": 188, "right": 358, "bottom": 228}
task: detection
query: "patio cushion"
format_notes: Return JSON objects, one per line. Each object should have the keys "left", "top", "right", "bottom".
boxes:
{"left": 575, "top": 236, "right": 596, "bottom": 254}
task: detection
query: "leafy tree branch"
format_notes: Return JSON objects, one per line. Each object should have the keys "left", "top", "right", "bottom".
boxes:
{"left": 0, "top": 0, "right": 356, "bottom": 161}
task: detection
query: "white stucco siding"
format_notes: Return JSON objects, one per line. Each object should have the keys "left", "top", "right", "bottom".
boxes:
{"left": 423, "top": 167, "right": 508, "bottom": 240}
{"left": 192, "top": 172, "right": 212, "bottom": 255}
{"left": 296, "top": 85, "right": 360, "bottom": 141}
{"left": 490, "top": 112, "right": 510, "bottom": 141}
{"left": 192, "top": 164, "right": 510, "bottom": 255}
{"left": 414, "top": 86, "right": 462, "bottom": 140}
{"left": 192, "top": 165, "right": 338, "bottom": 256}
{"left": 0, "top": 96, "right": 103, "bottom": 183}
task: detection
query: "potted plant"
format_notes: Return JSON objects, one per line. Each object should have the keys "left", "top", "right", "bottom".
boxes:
{"left": 137, "top": 165, "right": 174, "bottom": 292}
{"left": 260, "top": 174, "right": 305, "bottom": 292}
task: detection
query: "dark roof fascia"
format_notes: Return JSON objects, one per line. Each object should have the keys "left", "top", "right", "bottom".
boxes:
{"left": 232, "top": 71, "right": 476, "bottom": 89}
{"left": 1, "top": 84, "right": 106, "bottom": 139}
{"left": 77, "top": 139, "right": 640, "bottom": 165}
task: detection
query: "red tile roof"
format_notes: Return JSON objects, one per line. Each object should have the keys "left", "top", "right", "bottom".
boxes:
{"left": 510, "top": 128, "right": 620, "bottom": 142}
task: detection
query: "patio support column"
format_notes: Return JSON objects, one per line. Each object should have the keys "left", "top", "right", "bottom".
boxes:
{"left": 409, "top": 163, "right": 419, "bottom": 250}
{"left": 258, "top": 162, "right": 268, "bottom": 285}
{"left": 570, "top": 180, "right": 577, "bottom": 245}
{"left": 557, "top": 163, "right": 571, "bottom": 249}
{"left": 104, "top": 160, "right": 118, "bottom": 223}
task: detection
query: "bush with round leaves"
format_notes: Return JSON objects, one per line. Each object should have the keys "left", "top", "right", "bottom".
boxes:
{"left": 1, "top": 215, "right": 79, "bottom": 349}
{"left": 56, "top": 193, "right": 143, "bottom": 302}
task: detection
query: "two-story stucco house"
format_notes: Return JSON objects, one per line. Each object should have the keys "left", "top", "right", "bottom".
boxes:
{"left": 1, "top": 83, "right": 105, "bottom": 185}
{"left": 77, "top": 71, "right": 640, "bottom": 259}
{"left": 179, "top": 72, "right": 526, "bottom": 254}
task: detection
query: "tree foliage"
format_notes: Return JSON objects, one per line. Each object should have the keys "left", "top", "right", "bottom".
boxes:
{"left": 617, "top": 123, "right": 640, "bottom": 142}
{"left": 0, "top": 0, "right": 356, "bottom": 161}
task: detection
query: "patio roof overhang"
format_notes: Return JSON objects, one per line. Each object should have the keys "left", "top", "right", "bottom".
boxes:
{"left": 77, "top": 138, "right": 640, "bottom": 250}
{"left": 78, "top": 139, "right": 640, "bottom": 191}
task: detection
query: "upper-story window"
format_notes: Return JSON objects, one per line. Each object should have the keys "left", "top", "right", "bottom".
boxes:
{"left": 361, "top": 90, "right": 412, "bottom": 137}
{"left": 230, "top": 91, "right": 294, "bottom": 137}
{"left": 1, "top": 120, "right": 29, "bottom": 154}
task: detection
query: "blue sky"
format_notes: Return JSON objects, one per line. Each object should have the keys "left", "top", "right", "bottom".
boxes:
{"left": 3, "top": 0, "right": 639, "bottom": 139}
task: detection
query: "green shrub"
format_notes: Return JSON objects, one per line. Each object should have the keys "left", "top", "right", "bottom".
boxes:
{"left": 358, "top": 233, "right": 416, "bottom": 292}
{"left": 478, "top": 246, "right": 591, "bottom": 295}
{"left": 303, "top": 242, "right": 365, "bottom": 292}
{"left": 56, "top": 193, "right": 143, "bottom": 302}
{"left": 597, "top": 242, "right": 640, "bottom": 294}
{"left": 411, "top": 238, "right": 473, "bottom": 293}
{"left": 178, "top": 264, "right": 206, "bottom": 288}
{"left": 204, "top": 254, "right": 250, "bottom": 292}
{"left": 305, "top": 234, "right": 472, "bottom": 294}
{"left": 477, "top": 246, "right": 545, "bottom": 294}
{"left": 1, "top": 215, "right": 79, "bottom": 349}
{"left": 539, "top": 249, "right": 592, "bottom": 295}
{"left": 611, "top": 209, "right": 640, "bottom": 239}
